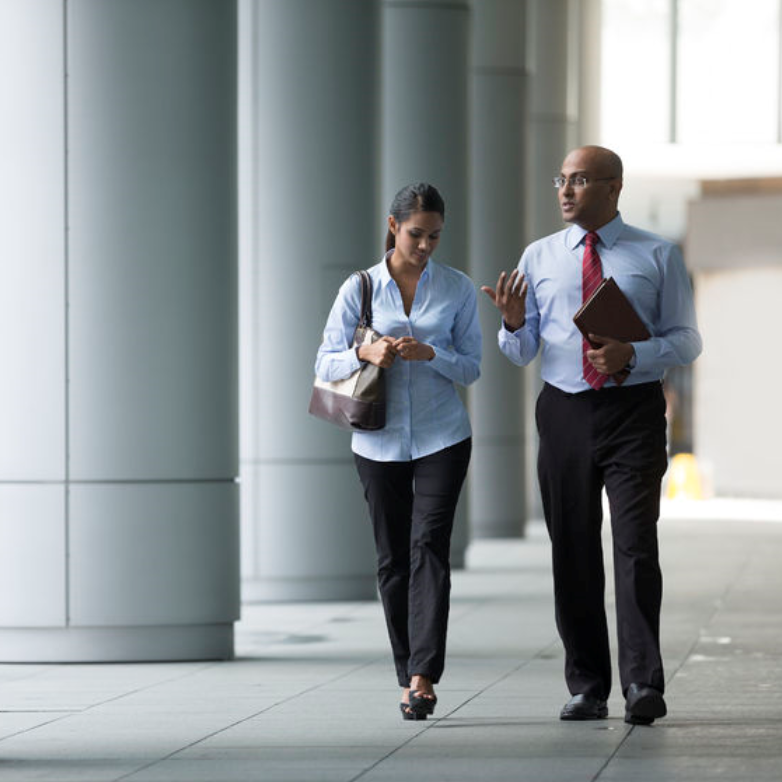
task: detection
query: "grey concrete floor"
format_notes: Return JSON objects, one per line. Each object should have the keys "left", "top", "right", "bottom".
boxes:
{"left": 1, "top": 501, "right": 781, "bottom": 781}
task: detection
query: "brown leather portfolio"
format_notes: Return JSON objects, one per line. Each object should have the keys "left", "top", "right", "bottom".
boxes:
{"left": 573, "top": 276, "right": 650, "bottom": 347}
{"left": 573, "top": 277, "right": 650, "bottom": 385}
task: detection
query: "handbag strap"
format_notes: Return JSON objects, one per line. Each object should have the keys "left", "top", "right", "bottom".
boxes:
{"left": 356, "top": 270, "right": 373, "bottom": 329}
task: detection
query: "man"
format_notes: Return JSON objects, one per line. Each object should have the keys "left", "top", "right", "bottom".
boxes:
{"left": 482, "top": 146, "right": 701, "bottom": 725}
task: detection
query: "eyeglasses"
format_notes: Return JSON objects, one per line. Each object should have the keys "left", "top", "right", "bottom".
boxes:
{"left": 552, "top": 176, "right": 616, "bottom": 189}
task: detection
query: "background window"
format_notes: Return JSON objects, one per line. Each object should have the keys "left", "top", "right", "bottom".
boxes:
{"left": 601, "top": 0, "right": 672, "bottom": 145}
{"left": 677, "top": 0, "right": 780, "bottom": 144}
{"left": 602, "top": 0, "right": 782, "bottom": 146}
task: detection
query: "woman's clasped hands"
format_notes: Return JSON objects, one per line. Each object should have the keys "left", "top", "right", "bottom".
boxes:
{"left": 358, "top": 336, "right": 435, "bottom": 368}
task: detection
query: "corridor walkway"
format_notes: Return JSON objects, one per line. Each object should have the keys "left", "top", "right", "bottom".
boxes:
{"left": 1, "top": 501, "right": 780, "bottom": 781}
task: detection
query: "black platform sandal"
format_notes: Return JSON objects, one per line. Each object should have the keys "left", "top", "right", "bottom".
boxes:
{"left": 409, "top": 689, "right": 437, "bottom": 716}
{"left": 400, "top": 702, "right": 427, "bottom": 721}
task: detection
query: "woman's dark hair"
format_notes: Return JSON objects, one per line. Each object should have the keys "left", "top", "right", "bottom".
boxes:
{"left": 385, "top": 182, "right": 445, "bottom": 252}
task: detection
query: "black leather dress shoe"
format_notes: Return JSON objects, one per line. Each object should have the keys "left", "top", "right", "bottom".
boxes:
{"left": 560, "top": 693, "right": 608, "bottom": 721}
{"left": 624, "top": 683, "right": 667, "bottom": 725}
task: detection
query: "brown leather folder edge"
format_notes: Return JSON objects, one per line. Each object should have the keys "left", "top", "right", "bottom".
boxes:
{"left": 573, "top": 276, "right": 650, "bottom": 347}
{"left": 573, "top": 277, "right": 650, "bottom": 385}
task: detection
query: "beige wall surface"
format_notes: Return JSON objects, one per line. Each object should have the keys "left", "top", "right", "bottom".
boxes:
{"left": 694, "top": 267, "right": 782, "bottom": 498}
{"left": 688, "top": 185, "right": 782, "bottom": 498}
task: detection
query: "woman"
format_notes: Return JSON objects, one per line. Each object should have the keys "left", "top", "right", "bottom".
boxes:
{"left": 315, "top": 183, "right": 481, "bottom": 720}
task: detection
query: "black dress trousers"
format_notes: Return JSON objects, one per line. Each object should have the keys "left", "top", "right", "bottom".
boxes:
{"left": 354, "top": 438, "right": 471, "bottom": 687}
{"left": 536, "top": 381, "right": 668, "bottom": 700}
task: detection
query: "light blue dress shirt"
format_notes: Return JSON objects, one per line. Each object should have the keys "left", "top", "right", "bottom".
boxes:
{"left": 498, "top": 213, "right": 702, "bottom": 393}
{"left": 316, "top": 254, "right": 482, "bottom": 461}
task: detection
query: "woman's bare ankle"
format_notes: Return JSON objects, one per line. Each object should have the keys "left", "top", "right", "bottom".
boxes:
{"left": 410, "top": 675, "right": 434, "bottom": 696}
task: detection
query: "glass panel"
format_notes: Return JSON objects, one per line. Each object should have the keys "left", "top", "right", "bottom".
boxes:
{"left": 601, "top": 0, "right": 671, "bottom": 145}
{"left": 678, "top": 0, "right": 779, "bottom": 144}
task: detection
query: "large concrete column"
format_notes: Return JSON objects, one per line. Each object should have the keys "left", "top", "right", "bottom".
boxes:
{"left": 526, "top": 0, "right": 575, "bottom": 239}
{"left": 0, "top": 0, "right": 239, "bottom": 661}
{"left": 381, "top": 0, "right": 471, "bottom": 565}
{"left": 527, "top": 0, "right": 596, "bottom": 229}
{"left": 573, "top": 0, "right": 602, "bottom": 144}
{"left": 523, "top": 0, "right": 575, "bottom": 521}
{"left": 239, "top": 0, "right": 380, "bottom": 601}
{"left": 468, "top": 0, "right": 528, "bottom": 539}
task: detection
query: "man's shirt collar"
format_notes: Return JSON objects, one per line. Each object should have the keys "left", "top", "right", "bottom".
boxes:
{"left": 565, "top": 213, "right": 625, "bottom": 252}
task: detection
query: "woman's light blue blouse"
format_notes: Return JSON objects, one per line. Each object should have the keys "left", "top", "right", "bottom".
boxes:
{"left": 315, "top": 255, "right": 481, "bottom": 461}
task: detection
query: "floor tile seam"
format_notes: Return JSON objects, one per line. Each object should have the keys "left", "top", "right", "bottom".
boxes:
{"left": 342, "top": 720, "right": 433, "bottom": 782}
{"left": 0, "top": 660, "right": 222, "bottom": 744}
{"left": 593, "top": 552, "right": 758, "bottom": 779}
{"left": 0, "top": 711, "right": 77, "bottom": 746}
{"left": 667, "top": 549, "right": 753, "bottom": 690}
{"left": 446, "top": 637, "right": 563, "bottom": 707}
{"left": 445, "top": 597, "right": 506, "bottom": 625}
{"left": 579, "top": 682, "right": 655, "bottom": 780}
{"left": 589, "top": 730, "right": 635, "bottom": 781}
{"left": 345, "top": 638, "right": 564, "bottom": 782}
{"left": 77, "top": 661, "right": 222, "bottom": 714}
{"left": 0, "top": 665, "right": 70, "bottom": 686}
{"left": 111, "top": 656, "right": 387, "bottom": 781}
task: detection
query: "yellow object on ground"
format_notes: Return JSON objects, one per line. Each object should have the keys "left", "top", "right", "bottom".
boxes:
{"left": 666, "top": 452, "right": 703, "bottom": 500}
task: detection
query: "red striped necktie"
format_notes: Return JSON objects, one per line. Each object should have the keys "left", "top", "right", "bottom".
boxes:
{"left": 582, "top": 231, "right": 607, "bottom": 390}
